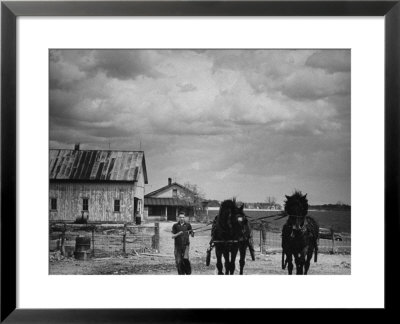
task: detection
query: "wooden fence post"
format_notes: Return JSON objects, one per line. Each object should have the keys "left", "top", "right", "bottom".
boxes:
{"left": 122, "top": 224, "right": 127, "bottom": 254}
{"left": 153, "top": 222, "right": 160, "bottom": 252}
{"left": 331, "top": 228, "right": 335, "bottom": 254}
{"left": 60, "top": 223, "right": 66, "bottom": 256}
{"left": 92, "top": 227, "right": 95, "bottom": 257}
{"left": 261, "top": 222, "right": 267, "bottom": 254}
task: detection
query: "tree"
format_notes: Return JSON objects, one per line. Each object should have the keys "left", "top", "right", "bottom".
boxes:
{"left": 179, "top": 182, "right": 206, "bottom": 215}
{"left": 265, "top": 196, "right": 277, "bottom": 209}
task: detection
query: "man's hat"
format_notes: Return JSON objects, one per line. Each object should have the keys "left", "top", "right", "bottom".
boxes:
{"left": 178, "top": 211, "right": 185, "bottom": 216}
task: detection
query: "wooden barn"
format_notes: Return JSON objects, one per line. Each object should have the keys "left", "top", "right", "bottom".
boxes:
{"left": 49, "top": 146, "right": 148, "bottom": 223}
{"left": 144, "top": 178, "right": 197, "bottom": 221}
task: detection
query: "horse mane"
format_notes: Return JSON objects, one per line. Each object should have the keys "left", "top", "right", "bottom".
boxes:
{"left": 214, "top": 198, "right": 244, "bottom": 240}
{"left": 282, "top": 190, "right": 319, "bottom": 248}
{"left": 284, "top": 190, "right": 309, "bottom": 217}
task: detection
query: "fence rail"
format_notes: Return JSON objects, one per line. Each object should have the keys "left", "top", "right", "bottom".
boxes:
{"left": 49, "top": 222, "right": 160, "bottom": 258}
{"left": 252, "top": 230, "right": 351, "bottom": 254}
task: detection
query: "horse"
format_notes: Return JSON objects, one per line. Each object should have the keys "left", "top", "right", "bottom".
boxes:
{"left": 281, "top": 191, "right": 319, "bottom": 275}
{"left": 209, "top": 199, "right": 253, "bottom": 275}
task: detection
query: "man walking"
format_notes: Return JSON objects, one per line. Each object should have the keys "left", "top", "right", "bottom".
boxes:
{"left": 171, "top": 211, "right": 194, "bottom": 275}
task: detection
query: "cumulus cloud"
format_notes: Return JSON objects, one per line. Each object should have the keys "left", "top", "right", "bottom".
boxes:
{"left": 177, "top": 82, "right": 197, "bottom": 92}
{"left": 49, "top": 49, "right": 351, "bottom": 204}
{"left": 305, "top": 50, "right": 351, "bottom": 74}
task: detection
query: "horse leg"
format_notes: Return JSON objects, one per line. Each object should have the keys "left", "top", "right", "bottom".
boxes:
{"left": 305, "top": 247, "right": 314, "bottom": 275}
{"left": 287, "top": 253, "right": 294, "bottom": 275}
{"left": 215, "top": 247, "right": 224, "bottom": 275}
{"left": 295, "top": 253, "right": 305, "bottom": 275}
{"left": 239, "top": 243, "right": 246, "bottom": 275}
{"left": 223, "top": 250, "right": 230, "bottom": 275}
{"left": 314, "top": 243, "right": 318, "bottom": 263}
{"left": 230, "top": 245, "right": 239, "bottom": 275}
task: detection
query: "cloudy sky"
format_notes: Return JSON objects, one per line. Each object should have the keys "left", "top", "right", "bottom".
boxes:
{"left": 49, "top": 49, "right": 350, "bottom": 205}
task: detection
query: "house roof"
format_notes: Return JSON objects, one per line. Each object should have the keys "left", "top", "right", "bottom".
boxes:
{"left": 144, "top": 197, "right": 193, "bottom": 207}
{"left": 49, "top": 149, "right": 148, "bottom": 183}
{"left": 145, "top": 182, "right": 193, "bottom": 198}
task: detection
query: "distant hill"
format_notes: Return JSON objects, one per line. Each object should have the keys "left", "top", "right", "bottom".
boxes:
{"left": 310, "top": 204, "right": 351, "bottom": 211}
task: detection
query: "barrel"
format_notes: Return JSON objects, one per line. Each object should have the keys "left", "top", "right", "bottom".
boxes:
{"left": 74, "top": 236, "right": 91, "bottom": 260}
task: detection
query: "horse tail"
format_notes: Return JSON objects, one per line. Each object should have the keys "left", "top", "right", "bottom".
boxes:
{"left": 314, "top": 244, "right": 318, "bottom": 262}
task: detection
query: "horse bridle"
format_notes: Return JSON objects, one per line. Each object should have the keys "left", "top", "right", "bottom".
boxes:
{"left": 288, "top": 215, "right": 307, "bottom": 234}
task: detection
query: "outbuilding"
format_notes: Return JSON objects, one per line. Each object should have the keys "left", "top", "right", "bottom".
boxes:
{"left": 49, "top": 146, "right": 148, "bottom": 223}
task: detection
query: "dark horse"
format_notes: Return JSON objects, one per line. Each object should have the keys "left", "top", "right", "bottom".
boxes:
{"left": 281, "top": 191, "right": 319, "bottom": 275}
{"left": 210, "top": 199, "right": 253, "bottom": 275}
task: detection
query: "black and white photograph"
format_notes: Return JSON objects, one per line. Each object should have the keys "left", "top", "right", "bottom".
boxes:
{"left": 48, "top": 49, "right": 351, "bottom": 275}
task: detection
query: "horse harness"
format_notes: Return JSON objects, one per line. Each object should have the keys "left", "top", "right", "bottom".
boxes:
{"left": 286, "top": 215, "right": 308, "bottom": 239}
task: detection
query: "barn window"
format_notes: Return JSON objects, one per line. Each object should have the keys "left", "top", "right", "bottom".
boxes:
{"left": 114, "top": 199, "right": 120, "bottom": 212}
{"left": 50, "top": 198, "right": 57, "bottom": 210}
{"left": 82, "top": 198, "right": 89, "bottom": 211}
{"left": 172, "top": 189, "right": 178, "bottom": 198}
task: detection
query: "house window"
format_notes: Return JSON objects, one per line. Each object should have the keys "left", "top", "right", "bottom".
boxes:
{"left": 82, "top": 198, "right": 89, "bottom": 211}
{"left": 114, "top": 199, "right": 120, "bottom": 212}
{"left": 50, "top": 198, "right": 57, "bottom": 210}
{"left": 172, "top": 189, "right": 178, "bottom": 198}
{"left": 148, "top": 206, "right": 165, "bottom": 216}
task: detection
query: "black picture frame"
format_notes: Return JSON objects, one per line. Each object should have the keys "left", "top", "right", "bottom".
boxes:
{"left": 1, "top": 1, "right": 399, "bottom": 322}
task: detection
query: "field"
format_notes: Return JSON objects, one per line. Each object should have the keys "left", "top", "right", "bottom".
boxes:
{"left": 50, "top": 214, "right": 351, "bottom": 275}
{"left": 206, "top": 209, "right": 351, "bottom": 234}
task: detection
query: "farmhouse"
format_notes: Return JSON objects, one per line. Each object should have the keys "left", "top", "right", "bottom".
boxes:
{"left": 144, "top": 178, "right": 198, "bottom": 221}
{"left": 49, "top": 145, "right": 148, "bottom": 223}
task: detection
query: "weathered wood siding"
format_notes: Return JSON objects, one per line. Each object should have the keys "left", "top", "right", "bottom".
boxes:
{"left": 134, "top": 166, "right": 145, "bottom": 218}
{"left": 49, "top": 182, "right": 136, "bottom": 222}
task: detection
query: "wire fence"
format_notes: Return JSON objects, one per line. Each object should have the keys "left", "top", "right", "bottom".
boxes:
{"left": 251, "top": 230, "right": 351, "bottom": 254}
{"left": 49, "top": 222, "right": 160, "bottom": 259}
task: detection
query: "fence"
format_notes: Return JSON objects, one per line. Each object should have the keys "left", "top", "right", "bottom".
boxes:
{"left": 251, "top": 229, "right": 351, "bottom": 254}
{"left": 49, "top": 222, "right": 160, "bottom": 258}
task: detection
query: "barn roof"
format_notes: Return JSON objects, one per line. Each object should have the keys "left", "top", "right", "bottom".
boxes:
{"left": 49, "top": 149, "right": 148, "bottom": 183}
{"left": 144, "top": 197, "right": 193, "bottom": 207}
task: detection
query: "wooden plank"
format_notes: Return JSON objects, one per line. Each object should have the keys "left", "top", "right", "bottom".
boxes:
{"left": 53, "top": 155, "right": 65, "bottom": 179}
{"left": 90, "top": 151, "right": 101, "bottom": 179}
{"left": 83, "top": 151, "right": 96, "bottom": 179}
{"left": 70, "top": 150, "right": 83, "bottom": 179}
{"left": 63, "top": 153, "right": 74, "bottom": 179}
{"left": 119, "top": 152, "right": 131, "bottom": 181}
{"left": 76, "top": 150, "right": 88, "bottom": 179}
{"left": 106, "top": 158, "right": 116, "bottom": 180}
{"left": 57, "top": 151, "right": 68, "bottom": 178}
{"left": 100, "top": 151, "right": 112, "bottom": 180}
{"left": 111, "top": 154, "right": 121, "bottom": 180}
{"left": 95, "top": 162, "right": 104, "bottom": 180}
{"left": 49, "top": 150, "right": 59, "bottom": 177}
